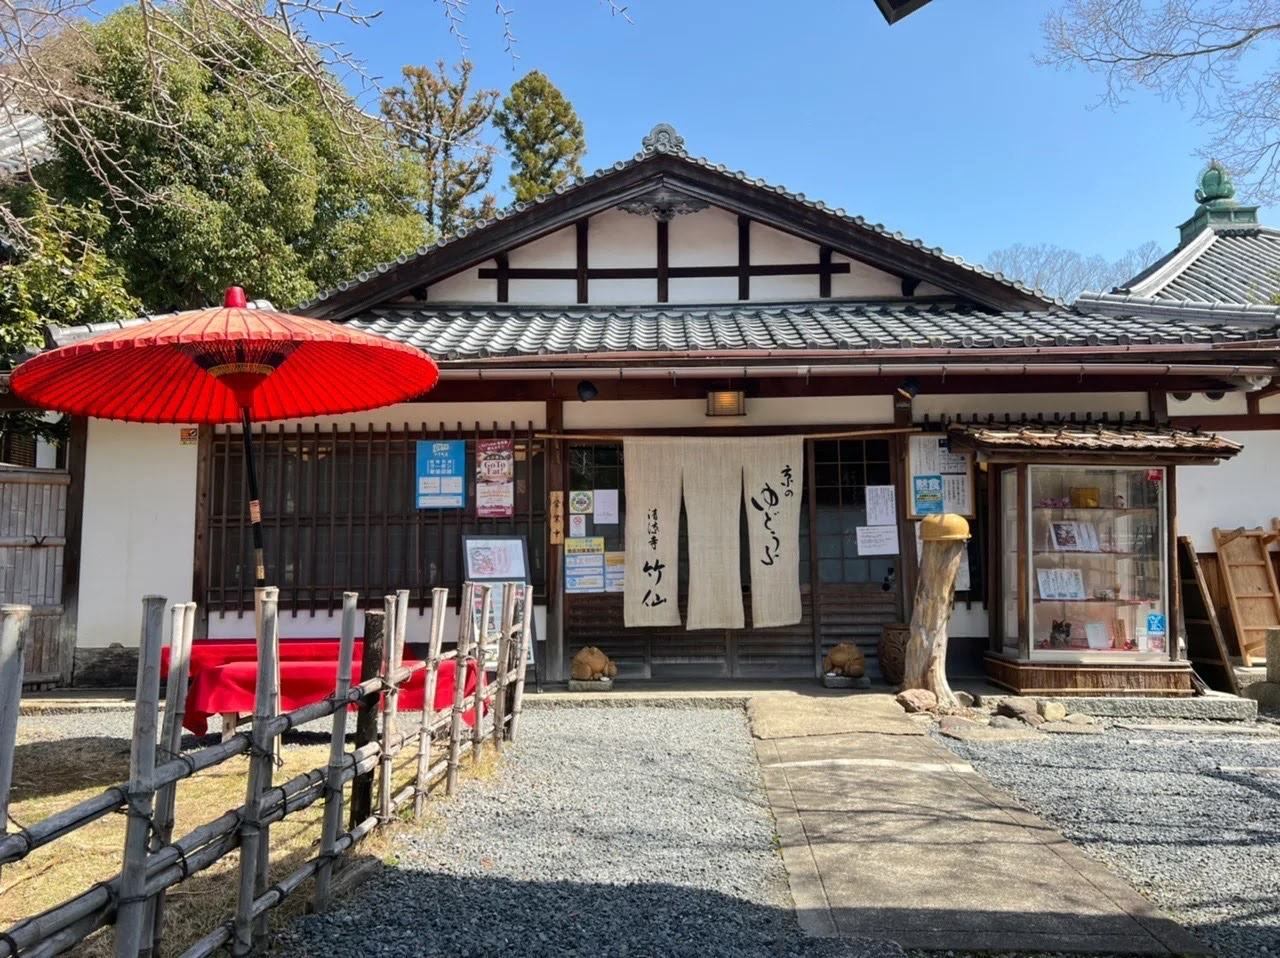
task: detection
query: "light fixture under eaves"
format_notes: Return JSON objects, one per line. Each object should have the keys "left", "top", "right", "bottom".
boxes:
{"left": 706, "top": 390, "right": 746, "bottom": 417}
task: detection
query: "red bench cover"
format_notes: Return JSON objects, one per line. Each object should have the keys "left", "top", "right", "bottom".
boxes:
{"left": 162, "top": 640, "right": 361, "bottom": 678}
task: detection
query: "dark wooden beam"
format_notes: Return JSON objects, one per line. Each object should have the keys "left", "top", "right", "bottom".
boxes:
{"left": 819, "top": 246, "right": 833, "bottom": 298}
{"left": 902, "top": 277, "right": 920, "bottom": 298}
{"left": 576, "top": 220, "right": 589, "bottom": 304}
{"left": 494, "top": 253, "right": 509, "bottom": 303}
{"left": 191, "top": 425, "right": 213, "bottom": 639}
{"left": 656, "top": 220, "right": 669, "bottom": 303}
{"left": 1149, "top": 390, "right": 1170, "bottom": 424}
{"left": 478, "top": 262, "right": 852, "bottom": 281}
{"left": 58, "top": 416, "right": 88, "bottom": 685}
{"left": 737, "top": 215, "right": 750, "bottom": 300}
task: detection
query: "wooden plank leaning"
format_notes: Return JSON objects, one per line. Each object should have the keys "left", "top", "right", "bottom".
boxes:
{"left": 507, "top": 585, "right": 534, "bottom": 742}
{"left": 413, "top": 588, "right": 449, "bottom": 818}
{"left": 232, "top": 586, "right": 279, "bottom": 957}
{"left": 492, "top": 584, "right": 517, "bottom": 752}
{"left": 446, "top": 583, "right": 474, "bottom": 796}
{"left": 312, "top": 591, "right": 358, "bottom": 914}
{"left": 113, "top": 595, "right": 167, "bottom": 958}
{"left": 146, "top": 600, "right": 197, "bottom": 957}
{"left": 377, "top": 591, "right": 406, "bottom": 825}
{"left": 471, "top": 586, "right": 491, "bottom": 763}
{"left": 0, "top": 604, "right": 31, "bottom": 887}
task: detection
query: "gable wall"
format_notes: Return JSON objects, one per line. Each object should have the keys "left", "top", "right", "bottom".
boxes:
{"left": 423, "top": 206, "right": 946, "bottom": 306}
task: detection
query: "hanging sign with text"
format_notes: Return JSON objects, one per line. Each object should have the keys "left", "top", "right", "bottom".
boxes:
{"left": 416, "top": 440, "right": 466, "bottom": 509}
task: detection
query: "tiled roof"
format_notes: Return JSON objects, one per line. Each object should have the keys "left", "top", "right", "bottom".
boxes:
{"left": 300, "top": 123, "right": 1052, "bottom": 312}
{"left": 1115, "top": 226, "right": 1280, "bottom": 305}
{"left": 948, "top": 422, "right": 1241, "bottom": 459}
{"left": 0, "top": 110, "right": 50, "bottom": 176}
{"left": 342, "top": 299, "right": 1278, "bottom": 361}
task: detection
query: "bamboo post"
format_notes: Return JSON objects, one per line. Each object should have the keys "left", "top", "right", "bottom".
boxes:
{"left": 114, "top": 595, "right": 167, "bottom": 958}
{"left": 349, "top": 610, "right": 384, "bottom": 829}
{"left": 492, "top": 584, "right": 517, "bottom": 751}
{"left": 313, "top": 591, "right": 358, "bottom": 914}
{"left": 902, "top": 514, "right": 970, "bottom": 708}
{"left": 232, "top": 587, "right": 279, "bottom": 957}
{"left": 471, "top": 586, "right": 491, "bottom": 763}
{"left": 413, "top": 588, "right": 449, "bottom": 818}
{"left": 0, "top": 604, "right": 30, "bottom": 888}
{"left": 446, "top": 584, "right": 473, "bottom": 796}
{"left": 146, "top": 601, "right": 197, "bottom": 956}
{"left": 377, "top": 593, "right": 405, "bottom": 825}
{"left": 507, "top": 586, "right": 533, "bottom": 742}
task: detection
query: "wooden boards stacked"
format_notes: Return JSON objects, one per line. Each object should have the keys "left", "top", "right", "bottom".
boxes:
{"left": 1212, "top": 527, "right": 1280, "bottom": 667}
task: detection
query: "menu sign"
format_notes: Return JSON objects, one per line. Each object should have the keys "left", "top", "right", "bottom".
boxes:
{"left": 908, "top": 435, "right": 974, "bottom": 518}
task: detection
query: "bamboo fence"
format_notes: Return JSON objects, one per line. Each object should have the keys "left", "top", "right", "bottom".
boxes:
{"left": 0, "top": 579, "right": 534, "bottom": 957}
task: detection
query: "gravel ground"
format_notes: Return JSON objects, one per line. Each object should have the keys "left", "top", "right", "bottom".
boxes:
{"left": 934, "top": 723, "right": 1280, "bottom": 958}
{"left": 275, "top": 706, "right": 902, "bottom": 958}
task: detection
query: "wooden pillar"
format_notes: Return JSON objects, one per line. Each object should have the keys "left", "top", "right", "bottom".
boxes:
{"left": 1166, "top": 465, "right": 1180, "bottom": 663}
{"left": 0, "top": 604, "right": 30, "bottom": 887}
{"left": 893, "top": 396, "right": 917, "bottom": 618}
{"left": 58, "top": 416, "right": 87, "bottom": 685}
{"left": 545, "top": 398, "right": 566, "bottom": 682}
{"left": 656, "top": 220, "right": 669, "bottom": 303}
{"left": 190, "top": 425, "right": 214, "bottom": 640}
{"left": 575, "top": 220, "right": 589, "bottom": 304}
{"left": 349, "top": 609, "right": 384, "bottom": 829}
{"left": 736, "top": 215, "right": 750, "bottom": 300}
{"left": 903, "top": 517, "right": 968, "bottom": 706}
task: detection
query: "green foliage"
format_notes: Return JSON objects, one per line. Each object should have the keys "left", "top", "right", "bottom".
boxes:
{"left": 493, "top": 71, "right": 586, "bottom": 203}
{"left": 381, "top": 61, "right": 498, "bottom": 236}
{"left": 39, "top": 1, "right": 428, "bottom": 312}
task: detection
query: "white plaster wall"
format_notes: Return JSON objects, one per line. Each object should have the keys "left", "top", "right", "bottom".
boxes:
{"left": 588, "top": 278, "right": 656, "bottom": 304}
{"left": 563, "top": 395, "right": 893, "bottom": 429}
{"left": 509, "top": 225, "right": 575, "bottom": 268}
{"left": 79, "top": 420, "right": 198, "bottom": 648}
{"left": 667, "top": 277, "right": 739, "bottom": 303}
{"left": 830, "top": 254, "right": 903, "bottom": 299}
{"left": 912, "top": 392, "right": 1148, "bottom": 421}
{"left": 1177, "top": 430, "right": 1280, "bottom": 551}
{"left": 1259, "top": 394, "right": 1280, "bottom": 415}
{"left": 587, "top": 211, "right": 655, "bottom": 268}
{"left": 1168, "top": 392, "right": 1249, "bottom": 416}
{"left": 209, "top": 605, "right": 548, "bottom": 651}
{"left": 426, "top": 261, "right": 494, "bottom": 303}
{"left": 669, "top": 207, "right": 736, "bottom": 266}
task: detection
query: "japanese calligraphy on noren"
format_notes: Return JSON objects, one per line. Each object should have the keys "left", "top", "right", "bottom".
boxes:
{"left": 623, "top": 438, "right": 685, "bottom": 627}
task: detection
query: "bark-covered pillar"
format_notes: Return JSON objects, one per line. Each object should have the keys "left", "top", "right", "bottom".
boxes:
{"left": 903, "top": 514, "right": 970, "bottom": 707}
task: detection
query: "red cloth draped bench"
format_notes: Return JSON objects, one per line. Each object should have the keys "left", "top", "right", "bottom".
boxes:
{"left": 163, "top": 640, "right": 480, "bottom": 736}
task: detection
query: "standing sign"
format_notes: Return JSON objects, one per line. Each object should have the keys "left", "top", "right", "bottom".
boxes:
{"left": 908, "top": 435, "right": 974, "bottom": 518}
{"left": 461, "top": 534, "right": 536, "bottom": 666}
{"left": 476, "top": 438, "right": 514, "bottom": 518}
{"left": 565, "top": 537, "right": 606, "bottom": 593}
{"left": 416, "top": 440, "right": 466, "bottom": 509}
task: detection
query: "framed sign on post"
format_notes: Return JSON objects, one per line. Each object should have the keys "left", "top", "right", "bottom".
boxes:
{"left": 416, "top": 440, "right": 466, "bottom": 509}
{"left": 461, "top": 535, "right": 539, "bottom": 680}
{"left": 908, "top": 435, "right": 975, "bottom": 518}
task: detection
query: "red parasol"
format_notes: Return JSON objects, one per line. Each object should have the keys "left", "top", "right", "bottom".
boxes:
{"left": 11, "top": 286, "right": 439, "bottom": 586}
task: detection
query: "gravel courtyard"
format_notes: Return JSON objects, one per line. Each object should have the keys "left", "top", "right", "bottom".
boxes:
{"left": 275, "top": 706, "right": 902, "bottom": 958}
{"left": 936, "top": 723, "right": 1280, "bottom": 958}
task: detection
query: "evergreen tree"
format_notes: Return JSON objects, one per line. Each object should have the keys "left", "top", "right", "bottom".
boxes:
{"left": 381, "top": 60, "right": 499, "bottom": 235}
{"left": 493, "top": 71, "right": 586, "bottom": 203}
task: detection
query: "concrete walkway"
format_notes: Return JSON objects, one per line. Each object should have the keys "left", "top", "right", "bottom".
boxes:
{"left": 752, "top": 692, "right": 1208, "bottom": 955}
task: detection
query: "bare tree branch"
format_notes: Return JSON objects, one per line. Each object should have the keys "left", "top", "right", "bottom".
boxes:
{"left": 983, "top": 240, "right": 1163, "bottom": 301}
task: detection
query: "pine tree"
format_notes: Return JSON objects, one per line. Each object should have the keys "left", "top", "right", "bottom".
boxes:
{"left": 493, "top": 71, "right": 586, "bottom": 203}
{"left": 381, "top": 60, "right": 499, "bottom": 235}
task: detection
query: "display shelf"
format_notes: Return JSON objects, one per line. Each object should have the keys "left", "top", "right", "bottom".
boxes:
{"left": 1032, "top": 550, "right": 1143, "bottom": 558}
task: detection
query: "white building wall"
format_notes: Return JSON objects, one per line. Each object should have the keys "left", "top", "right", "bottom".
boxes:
{"left": 913, "top": 392, "right": 1149, "bottom": 421}
{"left": 1177, "top": 429, "right": 1280, "bottom": 552}
{"left": 79, "top": 420, "right": 198, "bottom": 648}
{"left": 564, "top": 395, "right": 894, "bottom": 429}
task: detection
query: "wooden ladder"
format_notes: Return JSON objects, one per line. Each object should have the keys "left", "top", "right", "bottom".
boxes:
{"left": 1212, "top": 526, "right": 1280, "bottom": 667}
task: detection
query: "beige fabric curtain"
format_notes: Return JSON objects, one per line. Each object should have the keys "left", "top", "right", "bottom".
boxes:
{"left": 682, "top": 438, "right": 746, "bottom": 630}
{"left": 623, "top": 438, "right": 684, "bottom": 627}
{"left": 742, "top": 436, "right": 805, "bottom": 628}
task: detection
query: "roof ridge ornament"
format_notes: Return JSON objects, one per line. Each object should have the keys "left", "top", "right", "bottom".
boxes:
{"left": 642, "top": 123, "right": 685, "bottom": 156}
{"left": 1195, "top": 159, "right": 1236, "bottom": 209}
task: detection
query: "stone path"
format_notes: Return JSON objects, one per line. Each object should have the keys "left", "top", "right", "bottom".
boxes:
{"left": 751, "top": 693, "right": 1209, "bottom": 955}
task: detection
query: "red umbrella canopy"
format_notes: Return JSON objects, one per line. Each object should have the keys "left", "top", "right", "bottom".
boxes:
{"left": 10, "top": 287, "right": 439, "bottom": 423}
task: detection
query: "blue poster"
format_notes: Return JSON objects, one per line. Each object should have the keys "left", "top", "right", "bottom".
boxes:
{"left": 416, "top": 440, "right": 466, "bottom": 509}
{"left": 1146, "top": 613, "right": 1166, "bottom": 637}
{"left": 912, "top": 475, "right": 944, "bottom": 515}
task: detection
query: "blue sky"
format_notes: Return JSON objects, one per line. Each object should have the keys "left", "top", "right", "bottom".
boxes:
{"left": 319, "top": 0, "right": 1275, "bottom": 269}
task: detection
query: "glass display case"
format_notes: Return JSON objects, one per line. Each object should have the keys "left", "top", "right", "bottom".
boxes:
{"left": 1000, "top": 464, "right": 1169, "bottom": 662}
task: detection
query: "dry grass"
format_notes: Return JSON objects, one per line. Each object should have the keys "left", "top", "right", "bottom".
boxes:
{"left": 2, "top": 727, "right": 498, "bottom": 957}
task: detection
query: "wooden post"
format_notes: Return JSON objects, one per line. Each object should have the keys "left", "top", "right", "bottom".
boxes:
{"left": 114, "top": 595, "right": 167, "bottom": 958}
{"left": 147, "top": 601, "right": 197, "bottom": 956}
{"left": 313, "top": 591, "right": 358, "bottom": 914}
{"left": 232, "top": 587, "right": 278, "bottom": 957}
{"left": 471, "top": 586, "right": 491, "bottom": 763}
{"left": 413, "top": 588, "right": 449, "bottom": 818}
{"left": 492, "top": 584, "right": 517, "bottom": 751}
{"left": 446, "top": 584, "right": 473, "bottom": 796}
{"left": 0, "top": 604, "right": 30, "bottom": 887}
{"left": 349, "top": 609, "right": 384, "bottom": 829}
{"left": 508, "top": 585, "right": 533, "bottom": 742}
{"left": 902, "top": 515, "right": 968, "bottom": 708}
{"left": 377, "top": 592, "right": 405, "bottom": 825}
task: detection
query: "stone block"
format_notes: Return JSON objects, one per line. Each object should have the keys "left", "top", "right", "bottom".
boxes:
{"left": 1243, "top": 681, "right": 1280, "bottom": 710}
{"left": 940, "top": 724, "right": 1047, "bottom": 744}
{"left": 1268, "top": 630, "right": 1280, "bottom": 684}
{"left": 1040, "top": 721, "right": 1106, "bottom": 735}
{"left": 72, "top": 644, "right": 139, "bottom": 688}
{"left": 1039, "top": 701, "right": 1068, "bottom": 722}
{"left": 997, "top": 696, "right": 1038, "bottom": 720}
{"left": 821, "top": 673, "right": 871, "bottom": 689}
{"left": 567, "top": 677, "right": 613, "bottom": 693}
{"left": 896, "top": 688, "right": 937, "bottom": 713}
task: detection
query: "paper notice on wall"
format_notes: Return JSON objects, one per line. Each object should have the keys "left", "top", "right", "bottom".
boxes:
{"left": 908, "top": 435, "right": 974, "bottom": 517}
{"left": 568, "top": 490, "right": 593, "bottom": 514}
{"left": 604, "top": 552, "right": 625, "bottom": 592}
{"left": 942, "top": 474, "right": 970, "bottom": 515}
{"left": 866, "top": 485, "right": 897, "bottom": 526}
{"left": 565, "top": 537, "right": 606, "bottom": 593}
{"left": 476, "top": 438, "right": 514, "bottom": 518}
{"left": 856, "top": 525, "right": 900, "bottom": 556}
{"left": 593, "top": 489, "right": 619, "bottom": 525}
{"left": 568, "top": 514, "right": 587, "bottom": 538}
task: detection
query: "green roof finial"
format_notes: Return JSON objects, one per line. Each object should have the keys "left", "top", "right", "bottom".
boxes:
{"left": 1195, "top": 160, "right": 1236, "bottom": 208}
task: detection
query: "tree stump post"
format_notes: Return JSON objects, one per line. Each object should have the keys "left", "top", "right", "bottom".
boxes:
{"left": 903, "top": 514, "right": 970, "bottom": 708}
{"left": 349, "top": 609, "right": 385, "bottom": 830}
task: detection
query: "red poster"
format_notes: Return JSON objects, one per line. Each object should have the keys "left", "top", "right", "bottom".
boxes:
{"left": 476, "top": 439, "right": 515, "bottom": 518}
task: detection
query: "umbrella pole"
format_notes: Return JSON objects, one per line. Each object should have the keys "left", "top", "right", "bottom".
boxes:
{"left": 241, "top": 407, "right": 266, "bottom": 588}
